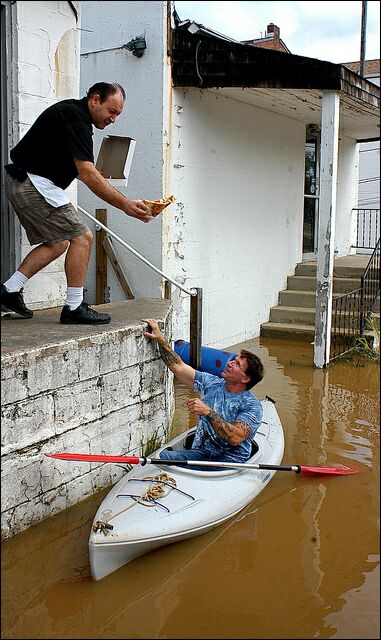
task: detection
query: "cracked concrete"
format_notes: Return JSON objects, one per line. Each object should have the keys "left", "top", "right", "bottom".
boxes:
{"left": 1, "top": 299, "right": 174, "bottom": 539}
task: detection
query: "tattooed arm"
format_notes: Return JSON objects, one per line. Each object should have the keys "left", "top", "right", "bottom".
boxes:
{"left": 187, "top": 397, "right": 252, "bottom": 446}
{"left": 142, "top": 318, "right": 195, "bottom": 389}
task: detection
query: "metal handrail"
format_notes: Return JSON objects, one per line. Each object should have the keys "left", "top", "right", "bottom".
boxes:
{"left": 352, "top": 208, "right": 380, "bottom": 250}
{"left": 331, "top": 239, "right": 380, "bottom": 360}
{"left": 360, "top": 238, "right": 380, "bottom": 333}
{"left": 78, "top": 205, "right": 197, "bottom": 297}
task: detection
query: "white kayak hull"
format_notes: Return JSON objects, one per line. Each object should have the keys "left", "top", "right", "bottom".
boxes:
{"left": 89, "top": 398, "right": 284, "bottom": 581}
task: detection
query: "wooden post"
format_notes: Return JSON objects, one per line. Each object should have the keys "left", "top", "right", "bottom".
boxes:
{"left": 95, "top": 209, "right": 107, "bottom": 304}
{"left": 163, "top": 280, "right": 172, "bottom": 300}
{"left": 102, "top": 235, "right": 135, "bottom": 299}
{"left": 190, "top": 288, "right": 202, "bottom": 370}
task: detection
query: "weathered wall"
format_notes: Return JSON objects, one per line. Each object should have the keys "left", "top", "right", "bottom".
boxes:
{"left": 166, "top": 88, "right": 306, "bottom": 348}
{"left": 79, "top": 0, "right": 168, "bottom": 302}
{"left": 10, "top": 1, "right": 80, "bottom": 310}
{"left": 1, "top": 304, "right": 174, "bottom": 539}
{"left": 335, "top": 136, "right": 360, "bottom": 256}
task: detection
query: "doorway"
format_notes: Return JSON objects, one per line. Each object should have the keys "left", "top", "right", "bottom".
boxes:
{"left": 302, "top": 127, "right": 320, "bottom": 260}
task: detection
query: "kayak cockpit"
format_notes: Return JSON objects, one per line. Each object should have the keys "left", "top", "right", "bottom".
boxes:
{"left": 155, "top": 429, "right": 261, "bottom": 477}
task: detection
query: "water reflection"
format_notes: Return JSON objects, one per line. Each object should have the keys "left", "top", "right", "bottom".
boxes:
{"left": 1, "top": 337, "right": 379, "bottom": 639}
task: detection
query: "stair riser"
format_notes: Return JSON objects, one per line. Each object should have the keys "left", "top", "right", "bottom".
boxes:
{"left": 260, "top": 325, "right": 314, "bottom": 341}
{"left": 287, "top": 276, "right": 361, "bottom": 293}
{"left": 279, "top": 292, "right": 316, "bottom": 308}
{"left": 279, "top": 291, "right": 365, "bottom": 310}
{"left": 270, "top": 308, "right": 315, "bottom": 325}
{"left": 295, "top": 264, "right": 368, "bottom": 279}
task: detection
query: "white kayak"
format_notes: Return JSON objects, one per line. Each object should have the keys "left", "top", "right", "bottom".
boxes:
{"left": 89, "top": 397, "right": 284, "bottom": 581}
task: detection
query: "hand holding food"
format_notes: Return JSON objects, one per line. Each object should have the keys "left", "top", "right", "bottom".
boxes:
{"left": 141, "top": 195, "right": 176, "bottom": 216}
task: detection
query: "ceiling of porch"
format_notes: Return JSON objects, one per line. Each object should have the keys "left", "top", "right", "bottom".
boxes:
{"left": 206, "top": 87, "right": 380, "bottom": 141}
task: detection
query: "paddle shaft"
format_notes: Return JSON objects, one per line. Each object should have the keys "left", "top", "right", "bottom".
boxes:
{"left": 46, "top": 452, "right": 296, "bottom": 470}
{"left": 45, "top": 452, "right": 357, "bottom": 475}
{"left": 147, "top": 458, "right": 301, "bottom": 472}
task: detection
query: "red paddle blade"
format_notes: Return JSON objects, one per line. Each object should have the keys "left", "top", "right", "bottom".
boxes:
{"left": 45, "top": 453, "right": 141, "bottom": 464}
{"left": 299, "top": 465, "right": 357, "bottom": 476}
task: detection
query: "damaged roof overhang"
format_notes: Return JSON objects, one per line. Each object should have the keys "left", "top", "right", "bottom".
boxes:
{"left": 171, "top": 23, "right": 380, "bottom": 142}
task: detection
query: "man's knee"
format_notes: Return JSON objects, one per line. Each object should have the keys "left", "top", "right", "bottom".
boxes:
{"left": 70, "top": 229, "right": 93, "bottom": 248}
{"left": 45, "top": 240, "right": 69, "bottom": 257}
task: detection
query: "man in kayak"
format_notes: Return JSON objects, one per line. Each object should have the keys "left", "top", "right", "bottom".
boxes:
{"left": 142, "top": 318, "right": 264, "bottom": 466}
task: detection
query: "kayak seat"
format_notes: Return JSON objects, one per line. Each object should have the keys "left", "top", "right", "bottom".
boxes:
{"left": 184, "top": 432, "right": 196, "bottom": 449}
{"left": 250, "top": 440, "right": 259, "bottom": 457}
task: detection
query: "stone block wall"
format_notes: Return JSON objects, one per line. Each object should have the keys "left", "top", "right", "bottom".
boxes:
{"left": 1, "top": 311, "right": 174, "bottom": 539}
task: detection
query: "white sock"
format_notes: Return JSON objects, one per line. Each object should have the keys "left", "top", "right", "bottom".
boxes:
{"left": 65, "top": 287, "right": 83, "bottom": 310}
{"left": 3, "top": 271, "right": 29, "bottom": 293}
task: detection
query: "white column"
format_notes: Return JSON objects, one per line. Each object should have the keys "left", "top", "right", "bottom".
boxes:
{"left": 314, "top": 90, "right": 340, "bottom": 368}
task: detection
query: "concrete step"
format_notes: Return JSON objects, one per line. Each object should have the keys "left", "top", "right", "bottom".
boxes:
{"left": 268, "top": 305, "right": 380, "bottom": 329}
{"left": 296, "top": 264, "right": 366, "bottom": 279}
{"left": 260, "top": 322, "right": 315, "bottom": 341}
{"left": 278, "top": 288, "right": 366, "bottom": 308}
{"left": 278, "top": 290, "right": 316, "bottom": 307}
{"left": 295, "top": 258, "right": 370, "bottom": 279}
{"left": 260, "top": 321, "right": 378, "bottom": 343}
{"left": 260, "top": 256, "right": 378, "bottom": 343}
{"left": 287, "top": 275, "right": 361, "bottom": 293}
{"left": 269, "top": 306, "right": 315, "bottom": 325}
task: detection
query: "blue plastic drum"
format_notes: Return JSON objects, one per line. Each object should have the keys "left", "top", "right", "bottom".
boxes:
{"left": 174, "top": 340, "right": 237, "bottom": 377}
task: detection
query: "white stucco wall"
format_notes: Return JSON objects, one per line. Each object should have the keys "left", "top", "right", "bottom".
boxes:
{"left": 335, "top": 136, "right": 360, "bottom": 256}
{"left": 166, "top": 88, "right": 306, "bottom": 348}
{"left": 79, "top": 0, "right": 168, "bottom": 302}
{"left": 11, "top": 1, "right": 80, "bottom": 310}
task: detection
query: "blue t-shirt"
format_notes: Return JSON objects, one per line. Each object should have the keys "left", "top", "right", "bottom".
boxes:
{"left": 192, "top": 371, "right": 263, "bottom": 463}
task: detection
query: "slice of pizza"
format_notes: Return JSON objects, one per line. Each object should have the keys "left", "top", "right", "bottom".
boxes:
{"left": 141, "top": 195, "right": 176, "bottom": 216}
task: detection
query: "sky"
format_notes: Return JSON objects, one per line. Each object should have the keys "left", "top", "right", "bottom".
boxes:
{"left": 174, "top": 1, "right": 380, "bottom": 64}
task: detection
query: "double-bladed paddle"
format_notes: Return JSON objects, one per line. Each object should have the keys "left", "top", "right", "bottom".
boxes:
{"left": 45, "top": 452, "right": 357, "bottom": 476}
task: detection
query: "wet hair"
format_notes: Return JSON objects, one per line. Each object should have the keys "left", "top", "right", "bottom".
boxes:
{"left": 240, "top": 350, "right": 264, "bottom": 389}
{"left": 86, "top": 82, "right": 126, "bottom": 102}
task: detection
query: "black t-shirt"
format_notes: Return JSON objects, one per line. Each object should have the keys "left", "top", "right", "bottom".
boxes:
{"left": 10, "top": 97, "right": 94, "bottom": 190}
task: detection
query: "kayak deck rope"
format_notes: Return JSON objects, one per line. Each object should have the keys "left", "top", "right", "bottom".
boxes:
{"left": 93, "top": 472, "right": 193, "bottom": 535}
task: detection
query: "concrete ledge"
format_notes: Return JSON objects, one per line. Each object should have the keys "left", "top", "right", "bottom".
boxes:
{"left": 1, "top": 299, "right": 174, "bottom": 539}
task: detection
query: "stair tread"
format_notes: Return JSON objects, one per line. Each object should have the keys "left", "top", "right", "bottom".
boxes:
{"left": 291, "top": 274, "right": 361, "bottom": 280}
{"left": 262, "top": 322, "right": 315, "bottom": 331}
{"left": 280, "top": 290, "right": 344, "bottom": 297}
{"left": 271, "top": 305, "right": 316, "bottom": 311}
{"left": 271, "top": 305, "right": 380, "bottom": 316}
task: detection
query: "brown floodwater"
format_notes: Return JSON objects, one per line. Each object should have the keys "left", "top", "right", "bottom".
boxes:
{"left": 1, "top": 337, "right": 380, "bottom": 639}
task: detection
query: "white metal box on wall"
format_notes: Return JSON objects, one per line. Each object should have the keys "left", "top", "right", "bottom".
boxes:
{"left": 95, "top": 135, "right": 136, "bottom": 186}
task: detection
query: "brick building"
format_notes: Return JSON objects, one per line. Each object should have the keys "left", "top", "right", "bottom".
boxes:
{"left": 242, "top": 23, "right": 291, "bottom": 53}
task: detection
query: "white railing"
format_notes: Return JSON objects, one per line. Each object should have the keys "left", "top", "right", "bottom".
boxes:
{"left": 78, "top": 206, "right": 197, "bottom": 297}
{"left": 78, "top": 205, "right": 202, "bottom": 368}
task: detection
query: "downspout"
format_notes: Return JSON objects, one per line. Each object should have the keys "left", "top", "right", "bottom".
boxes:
{"left": 314, "top": 90, "right": 340, "bottom": 368}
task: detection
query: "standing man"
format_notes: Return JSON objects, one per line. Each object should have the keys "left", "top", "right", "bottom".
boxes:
{"left": 1, "top": 82, "right": 152, "bottom": 324}
{"left": 142, "top": 318, "right": 264, "bottom": 465}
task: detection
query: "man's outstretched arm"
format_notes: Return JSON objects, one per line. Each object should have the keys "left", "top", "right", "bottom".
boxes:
{"left": 142, "top": 318, "right": 195, "bottom": 389}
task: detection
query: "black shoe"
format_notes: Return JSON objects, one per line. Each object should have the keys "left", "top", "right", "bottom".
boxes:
{"left": 1, "top": 284, "right": 33, "bottom": 318}
{"left": 60, "top": 301, "right": 111, "bottom": 325}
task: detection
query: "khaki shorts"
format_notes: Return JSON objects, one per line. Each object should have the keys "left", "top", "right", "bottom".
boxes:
{"left": 5, "top": 173, "right": 89, "bottom": 245}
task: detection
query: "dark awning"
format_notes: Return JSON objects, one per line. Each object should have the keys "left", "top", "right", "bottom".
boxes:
{"left": 171, "top": 20, "right": 380, "bottom": 141}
